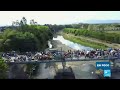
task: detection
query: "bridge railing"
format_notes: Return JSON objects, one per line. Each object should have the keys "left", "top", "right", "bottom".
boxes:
{"left": 2, "top": 50, "right": 120, "bottom": 64}
{"left": 5, "top": 57, "right": 120, "bottom": 64}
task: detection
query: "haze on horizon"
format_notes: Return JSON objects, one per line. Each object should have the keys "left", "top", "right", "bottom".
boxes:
{"left": 0, "top": 11, "right": 120, "bottom": 26}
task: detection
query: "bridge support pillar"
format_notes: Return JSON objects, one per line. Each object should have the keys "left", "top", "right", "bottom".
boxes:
{"left": 62, "top": 61, "right": 66, "bottom": 72}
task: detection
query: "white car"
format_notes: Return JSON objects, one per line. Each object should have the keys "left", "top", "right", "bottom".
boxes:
{"left": 10, "top": 59, "right": 14, "bottom": 62}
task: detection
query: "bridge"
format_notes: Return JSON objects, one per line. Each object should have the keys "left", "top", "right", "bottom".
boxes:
{"left": 5, "top": 57, "right": 120, "bottom": 64}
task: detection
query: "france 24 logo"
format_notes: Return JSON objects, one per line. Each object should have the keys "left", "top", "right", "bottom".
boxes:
{"left": 104, "top": 69, "right": 111, "bottom": 77}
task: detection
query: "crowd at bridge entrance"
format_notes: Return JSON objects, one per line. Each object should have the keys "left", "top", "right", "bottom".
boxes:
{"left": 1, "top": 48, "right": 120, "bottom": 63}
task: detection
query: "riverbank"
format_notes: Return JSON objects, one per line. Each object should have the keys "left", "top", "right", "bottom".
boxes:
{"left": 62, "top": 33, "right": 108, "bottom": 49}
{"left": 61, "top": 31, "right": 120, "bottom": 49}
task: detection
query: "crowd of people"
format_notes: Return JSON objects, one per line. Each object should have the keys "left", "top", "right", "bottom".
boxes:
{"left": 1, "top": 48, "right": 120, "bottom": 62}
{"left": 64, "top": 48, "right": 120, "bottom": 59}
{"left": 2, "top": 51, "right": 33, "bottom": 62}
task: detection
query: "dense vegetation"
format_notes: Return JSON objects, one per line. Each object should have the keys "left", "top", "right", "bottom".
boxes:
{"left": 69, "top": 23, "right": 120, "bottom": 30}
{"left": 70, "top": 23, "right": 120, "bottom": 30}
{"left": 63, "top": 28, "right": 120, "bottom": 44}
{"left": 0, "top": 17, "right": 53, "bottom": 52}
{"left": 44, "top": 24, "right": 65, "bottom": 33}
{"left": 0, "top": 57, "right": 8, "bottom": 79}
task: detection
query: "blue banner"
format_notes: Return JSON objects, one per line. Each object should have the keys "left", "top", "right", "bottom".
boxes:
{"left": 96, "top": 62, "right": 110, "bottom": 70}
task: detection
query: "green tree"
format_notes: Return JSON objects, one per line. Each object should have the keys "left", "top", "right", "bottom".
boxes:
{"left": 0, "top": 17, "right": 53, "bottom": 52}
{"left": 63, "top": 28, "right": 120, "bottom": 44}
{"left": 0, "top": 57, "right": 8, "bottom": 79}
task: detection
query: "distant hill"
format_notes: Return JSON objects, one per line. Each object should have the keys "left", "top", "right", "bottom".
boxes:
{"left": 82, "top": 20, "right": 120, "bottom": 24}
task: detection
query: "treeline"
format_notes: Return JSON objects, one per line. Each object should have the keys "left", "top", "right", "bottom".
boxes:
{"left": 44, "top": 23, "right": 120, "bottom": 33}
{"left": 1, "top": 23, "right": 120, "bottom": 34}
{"left": 0, "top": 17, "right": 53, "bottom": 52}
{"left": 87, "top": 24, "right": 120, "bottom": 31}
{"left": 63, "top": 28, "right": 120, "bottom": 44}
{"left": 44, "top": 24, "right": 65, "bottom": 33}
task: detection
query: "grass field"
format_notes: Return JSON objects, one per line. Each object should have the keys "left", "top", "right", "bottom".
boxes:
{"left": 105, "top": 30, "right": 120, "bottom": 33}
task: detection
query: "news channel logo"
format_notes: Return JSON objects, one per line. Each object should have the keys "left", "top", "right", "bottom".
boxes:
{"left": 96, "top": 62, "right": 111, "bottom": 77}
{"left": 104, "top": 70, "right": 111, "bottom": 77}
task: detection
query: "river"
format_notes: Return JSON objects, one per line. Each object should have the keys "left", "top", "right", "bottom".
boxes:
{"left": 53, "top": 35, "right": 94, "bottom": 51}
